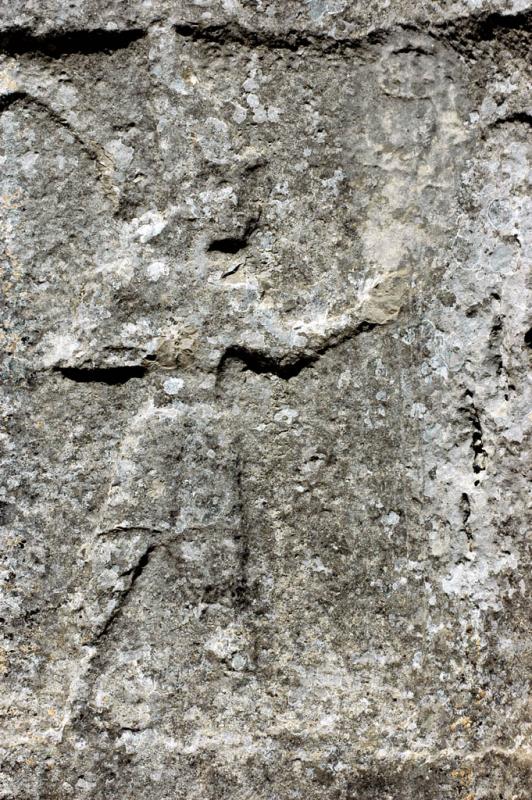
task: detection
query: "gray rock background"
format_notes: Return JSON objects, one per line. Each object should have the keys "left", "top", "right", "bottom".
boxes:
{"left": 0, "top": 1, "right": 530, "bottom": 798}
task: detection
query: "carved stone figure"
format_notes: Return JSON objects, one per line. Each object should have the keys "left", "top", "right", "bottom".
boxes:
{"left": 0, "top": 5, "right": 529, "bottom": 798}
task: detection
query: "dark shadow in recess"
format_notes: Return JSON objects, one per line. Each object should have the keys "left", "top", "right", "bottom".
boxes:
{"left": 218, "top": 345, "right": 319, "bottom": 381}
{"left": 489, "top": 111, "right": 532, "bottom": 128}
{"left": 207, "top": 214, "right": 261, "bottom": 256}
{"left": 208, "top": 237, "right": 248, "bottom": 255}
{"left": 476, "top": 10, "right": 531, "bottom": 39}
{"left": 0, "top": 28, "right": 145, "bottom": 57}
{"left": 55, "top": 366, "right": 147, "bottom": 385}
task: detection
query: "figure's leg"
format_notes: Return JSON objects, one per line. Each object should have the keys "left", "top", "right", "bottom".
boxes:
{"left": 65, "top": 401, "right": 253, "bottom": 781}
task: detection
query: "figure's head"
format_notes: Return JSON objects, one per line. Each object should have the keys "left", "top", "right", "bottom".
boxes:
{"left": 1, "top": 31, "right": 465, "bottom": 375}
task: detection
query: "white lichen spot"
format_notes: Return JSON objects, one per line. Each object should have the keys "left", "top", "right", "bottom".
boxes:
{"left": 409, "top": 402, "right": 427, "bottom": 418}
{"left": 105, "top": 139, "right": 134, "bottom": 170}
{"left": 170, "top": 77, "right": 188, "bottom": 95}
{"left": 180, "top": 541, "right": 206, "bottom": 562}
{"left": 246, "top": 93, "right": 260, "bottom": 109}
{"left": 130, "top": 210, "right": 167, "bottom": 243}
{"left": 321, "top": 168, "right": 345, "bottom": 196}
{"left": 41, "top": 334, "right": 81, "bottom": 368}
{"left": 338, "top": 370, "right": 351, "bottom": 389}
{"left": 441, "top": 550, "right": 520, "bottom": 610}
{"left": 146, "top": 260, "right": 169, "bottom": 282}
{"left": 382, "top": 511, "right": 401, "bottom": 527}
{"left": 232, "top": 104, "right": 247, "bottom": 123}
{"left": 204, "top": 625, "right": 241, "bottom": 661}
{"left": 97, "top": 257, "right": 135, "bottom": 285}
{"left": 273, "top": 408, "right": 299, "bottom": 425}
{"left": 163, "top": 377, "right": 184, "bottom": 396}
{"left": 21, "top": 152, "right": 39, "bottom": 177}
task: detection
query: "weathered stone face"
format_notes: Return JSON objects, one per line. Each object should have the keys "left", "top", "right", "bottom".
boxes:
{"left": 0, "top": 3, "right": 530, "bottom": 799}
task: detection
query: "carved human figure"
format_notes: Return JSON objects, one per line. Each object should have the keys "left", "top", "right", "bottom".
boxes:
{"left": 0, "top": 27, "right": 469, "bottom": 777}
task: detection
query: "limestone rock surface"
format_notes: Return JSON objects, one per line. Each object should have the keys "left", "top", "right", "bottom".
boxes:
{"left": 0, "top": 1, "right": 530, "bottom": 798}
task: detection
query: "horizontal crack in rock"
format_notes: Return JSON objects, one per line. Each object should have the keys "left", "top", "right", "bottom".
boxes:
{"left": 219, "top": 345, "right": 318, "bottom": 380}
{"left": 174, "top": 9, "right": 531, "bottom": 55}
{"left": 173, "top": 21, "right": 415, "bottom": 53}
{"left": 218, "top": 321, "right": 378, "bottom": 382}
